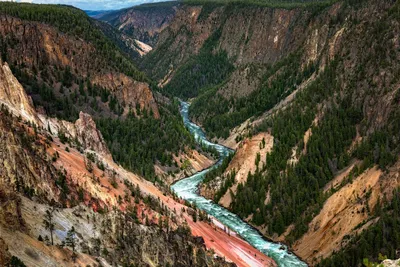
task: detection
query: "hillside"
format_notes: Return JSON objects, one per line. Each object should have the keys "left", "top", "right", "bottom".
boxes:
{"left": 0, "top": 56, "right": 250, "bottom": 267}
{"left": 0, "top": 3, "right": 154, "bottom": 120}
{"left": 2, "top": 0, "right": 400, "bottom": 266}
{"left": 0, "top": 3, "right": 277, "bottom": 267}
{"left": 0, "top": 3, "right": 211, "bottom": 183}
{"left": 126, "top": 0, "right": 400, "bottom": 265}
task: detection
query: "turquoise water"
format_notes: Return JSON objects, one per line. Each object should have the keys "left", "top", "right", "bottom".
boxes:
{"left": 171, "top": 101, "right": 307, "bottom": 267}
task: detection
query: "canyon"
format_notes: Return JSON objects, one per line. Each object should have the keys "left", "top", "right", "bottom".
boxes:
{"left": 1, "top": 0, "right": 400, "bottom": 266}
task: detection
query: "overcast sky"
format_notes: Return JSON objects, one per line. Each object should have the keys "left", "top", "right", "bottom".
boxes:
{"left": 1, "top": 0, "right": 169, "bottom": 10}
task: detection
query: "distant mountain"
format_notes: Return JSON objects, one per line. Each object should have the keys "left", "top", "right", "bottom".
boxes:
{"left": 81, "top": 0, "right": 175, "bottom": 12}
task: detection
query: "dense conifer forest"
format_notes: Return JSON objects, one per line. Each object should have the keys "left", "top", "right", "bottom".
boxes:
{"left": 162, "top": 28, "right": 235, "bottom": 99}
{"left": 97, "top": 101, "right": 195, "bottom": 181}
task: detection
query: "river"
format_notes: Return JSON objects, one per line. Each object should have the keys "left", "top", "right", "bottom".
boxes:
{"left": 171, "top": 101, "right": 307, "bottom": 267}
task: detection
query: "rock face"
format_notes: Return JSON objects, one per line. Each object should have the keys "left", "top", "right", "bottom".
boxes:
{"left": 141, "top": 4, "right": 327, "bottom": 83}
{"left": 220, "top": 133, "right": 273, "bottom": 208}
{"left": 75, "top": 112, "right": 111, "bottom": 158}
{"left": 293, "top": 166, "right": 383, "bottom": 264}
{"left": 134, "top": 39, "right": 153, "bottom": 56}
{"left": 0, "top": 109, "right": 59, "bottom": 203}
{"left": 0, "top": 189, "right": 26, "bottom": 232}
{"left": 0, "top": 63, "right": 62, "bottom": 202}
{"left": 0, "top": 58, "right": 111, "bottom": 158}
{"left": 156, "top": 149, "right": 215, "bottom": 185}
{"left": 0, "top": 59, "right": 40, "bottom": 125}
{"left": 41, "top": 111, "right": 112, "bottom": 158}
{"left": 0, "top": 60, "right": 110, "bottom": 204}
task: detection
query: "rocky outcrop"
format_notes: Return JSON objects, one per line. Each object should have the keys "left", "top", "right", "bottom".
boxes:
{"left": 0, "top": 58, "right": 111, "bottom": 158}
{"left": 41, "top": 112, "right": 112, "bottom": 159}
{"left": 293, "top": 166, "right": 383, "bottom": 264}
{"left": 0, "top": 59, "right": 40, "bottom": 125}
{"left": 0, "top": 98, "right": 63, "bottom": 205}
{"left": 0, "top": 62, "right": 110, "bottom": 205}
{"left": 2, "top": 57, "right": 121, "bottom": 167}
{"left": 382, "top": 259, "right": 400, "bottom": 267}
{"left": 220, "top": 133, "right": 273, "bottom": 208}
{"left": 156, "top": 149, "right": 215, "bottom": 185}
{"left": 135, "top": 39, "right": 153, "bottom": 56}
{"left": 75, "top": 112, "right": 111, "bottom": 157}
{"left": 293, "top": 160, "right": 400, "bottom": 265}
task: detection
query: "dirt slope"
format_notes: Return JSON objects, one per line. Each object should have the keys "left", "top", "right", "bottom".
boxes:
{"left": 293, "top": 163, "right": 400, "bottom": 265}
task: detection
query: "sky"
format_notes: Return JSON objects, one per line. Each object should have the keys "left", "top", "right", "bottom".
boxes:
{"left": 0, "top": 0, "right": 169, "bottom": 11}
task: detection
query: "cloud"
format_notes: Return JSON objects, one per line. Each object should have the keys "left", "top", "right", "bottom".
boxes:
{"left": 0, "top": 0, "right": 168, "bottom": 10}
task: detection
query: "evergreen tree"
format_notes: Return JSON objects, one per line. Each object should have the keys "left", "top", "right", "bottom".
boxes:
{"left": 43, "top": 208, "right": 55, "bottom": 245}
{"left": 65, "top": 226, "right": 77, "bottom": 253}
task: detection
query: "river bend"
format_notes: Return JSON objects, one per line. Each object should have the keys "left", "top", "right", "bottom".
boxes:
{"left": 171, "top": 101, "right": 307, "bottom": 267}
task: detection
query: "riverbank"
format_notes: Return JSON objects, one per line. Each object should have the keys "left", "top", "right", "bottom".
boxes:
{"left": 171, "top": 101, "right": 307, "bottom": 267}
{"left": 131, "top": 175, "right": 276, "bottom": 266}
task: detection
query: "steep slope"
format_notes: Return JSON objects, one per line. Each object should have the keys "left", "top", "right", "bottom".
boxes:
{"left": 200, "top": 133, "right": 273, "bottom": 207}
{"left": 0, "top": 60, "right": 40, "bottom": 125}
{"left": 136, "top": 0, "right": 400, "bottom": 265}
{"left": 140, "top": 1, "right": 332, "bottom": 138}
{"left": 0, "top": 3, "right": 158, "bottom": 120}
{"left": 0, "top": 3, "right": 205, "bottom": 183}
{"left": 0, "top": 57, "right": 245, "bottom": 267}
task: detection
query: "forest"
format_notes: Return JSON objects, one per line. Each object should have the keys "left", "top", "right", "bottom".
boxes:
{"left": 162, "top": 27, "right": 234, "bottom": 99}
{"left": 231, "top": 48, "right": 399, "bottom": 243}
{"left": 97, "top": 100, "right": 195, "bottom": 182}
{"left": 1, "top": 0, "right": 399, "bottom": 265}
{"left": 181, "top": 0, "right": 336, "bottom": 9}
{"left": 183, "top": 2, "right": 400, "bottom": 256}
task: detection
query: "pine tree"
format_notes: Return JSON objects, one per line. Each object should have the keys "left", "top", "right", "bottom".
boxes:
{"left": 43, "top": 208, "right": 55, "bottom": 245}
{"left": 65, "top": 226, "right": 77, "bottom": 253}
